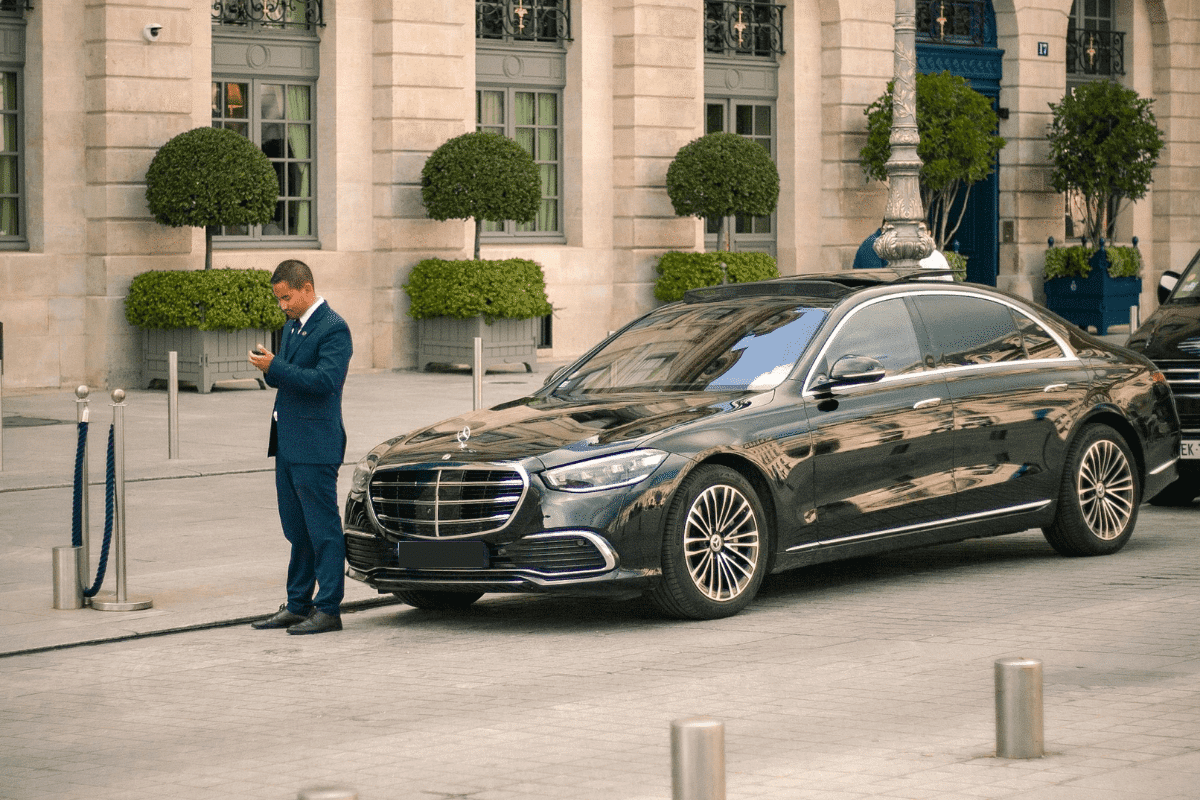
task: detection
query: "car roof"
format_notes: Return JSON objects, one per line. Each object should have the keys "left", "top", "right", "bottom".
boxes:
{"left": 680, "top": 268, "right": 959, "bottom": 304}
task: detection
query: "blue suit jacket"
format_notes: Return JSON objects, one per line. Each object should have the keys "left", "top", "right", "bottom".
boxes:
{"left": 265, "top": 301, "right": 353, "bottom": 464}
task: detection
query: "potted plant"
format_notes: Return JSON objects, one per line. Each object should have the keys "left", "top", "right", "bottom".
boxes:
{"left": 412, "top": 132, "right": 548, "bottom": 370}
{"left": 666, "top": 132, "right": 780, "bottom": 252}
{"left": 420, "top": 131, "right": 541, "bottom": 260}
{"left": 654, "top": 251, "right": 779, "bottom": 302}
{"left": 124, "top": 268, "right": 286, "bottom": 392}
{"left": 145, "top": 127, "right": 279, "bottom": 270}
{"left": 1042, "top": 237, "right": 1143, "bottom": 334}
{"left": 404, "top": 257, "right": 552, "bottom": 372}
{"left": 1046, "top": 80, "right": 1164, "bottom": 244}
{"left": 860, "top": 71, "right": 1006, "bottom": 253}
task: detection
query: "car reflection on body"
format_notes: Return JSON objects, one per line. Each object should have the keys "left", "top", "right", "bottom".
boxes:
{"left": 1127, "top": 248, "right": 1200, "bottom": 505}
{"left": 344, "top": 270, "right": 1181, "bottom": 619}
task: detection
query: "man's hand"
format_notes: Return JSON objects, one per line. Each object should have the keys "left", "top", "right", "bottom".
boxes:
{"left": 249, "top": 345, "right": 274, "bottom": 373}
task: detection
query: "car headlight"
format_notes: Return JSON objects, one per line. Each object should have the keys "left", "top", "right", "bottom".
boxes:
{"left": 348, "top": 441, "right": 394, "bottom": 500}
{"left": 542, "top": 449, "right": 668, "bottom": 492}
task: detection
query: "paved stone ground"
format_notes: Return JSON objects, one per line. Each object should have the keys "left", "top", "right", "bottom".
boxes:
{"left": 3, "top": 516, "right": 1199, "bottom": 800}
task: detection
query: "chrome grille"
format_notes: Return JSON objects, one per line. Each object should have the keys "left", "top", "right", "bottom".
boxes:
{"left": 1159, "top": 361, "right": 1200, "bottom": 427}
{"left": 368, "top": 465, "right": 526, "bottom": 539}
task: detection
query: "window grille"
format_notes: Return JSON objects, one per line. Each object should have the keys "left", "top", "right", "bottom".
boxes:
{"left": 704, "top": 2, "right": 785, "bottom": 58}
{"left": 477, "top": 0, "right": 571, "bottom": 44}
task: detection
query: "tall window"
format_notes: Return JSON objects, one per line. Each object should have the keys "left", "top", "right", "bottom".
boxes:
{"left": 704, "top": 99, "right": 775, "bottom": 250}
{"left": 0, "top": 69, "right": 20, "bottom": 241}
{"left": 211, "top": 80, "right": 315, "bottom": 241}
{"left": 1067, "top": 0, "right": 1124, "bottom": 78}
{"left": 476, "top": 89, "right": 561, "bottom": 235}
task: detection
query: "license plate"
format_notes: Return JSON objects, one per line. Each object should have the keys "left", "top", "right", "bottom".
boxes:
{"left": 1182, "top": 441, "right": 1200, "bottom": 460}
{"left": 394, "top": 541, "right": 489, "bottom": 569}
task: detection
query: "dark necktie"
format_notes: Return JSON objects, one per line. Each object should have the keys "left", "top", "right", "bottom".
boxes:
{"left": 285, "top": 320, "right": 301, "bottom": 359}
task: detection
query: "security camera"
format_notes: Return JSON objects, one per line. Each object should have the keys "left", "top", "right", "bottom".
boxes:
{"left": 143, "top": 23, "right": 163, "bottom": 43}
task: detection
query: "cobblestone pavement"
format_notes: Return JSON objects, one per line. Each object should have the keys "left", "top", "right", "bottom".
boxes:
{"left": 4, "top": 515, "right": 1200, "bottom": 800}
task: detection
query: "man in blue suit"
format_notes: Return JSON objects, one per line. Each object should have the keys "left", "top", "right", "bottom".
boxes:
{"left": 248, "top": 260, "right": 353, "bottom": 635}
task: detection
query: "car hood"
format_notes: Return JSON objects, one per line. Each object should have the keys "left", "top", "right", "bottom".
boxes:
{"left": 1128, "top": 303, "right": 1200, "bottom": 360}
{"left": 372, "top": 390, "right": 759, "bottom": 471}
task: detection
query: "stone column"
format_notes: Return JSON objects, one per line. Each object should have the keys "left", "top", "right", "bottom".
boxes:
{"left": 83, "top": 0, "right": 203, "bottom": 388}
{"left": 372, "top": 0, "right": 474, "bottom": 368}
{"left": 611, "top": 0, "right": 703, "bottom": 327}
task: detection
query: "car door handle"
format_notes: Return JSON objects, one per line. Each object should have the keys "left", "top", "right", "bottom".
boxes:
{"left": 1043, "top": 383, "right": 1069, "bottom": 393}
{"left": 913, "top": 397, "right": 942, "bottom": 409}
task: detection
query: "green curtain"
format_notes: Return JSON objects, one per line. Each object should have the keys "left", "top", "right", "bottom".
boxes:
{"left": 286, "top": 85, "right": 311, "bottom": 236}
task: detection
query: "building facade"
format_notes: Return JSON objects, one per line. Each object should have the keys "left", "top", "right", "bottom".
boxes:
{"left": 1, "top": 0, "right": 1196, "bottom": 390}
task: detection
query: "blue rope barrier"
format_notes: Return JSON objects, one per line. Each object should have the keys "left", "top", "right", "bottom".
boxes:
{"left": 71, "top": 421, "right": 87, "bottom": 548}
{"left": 70, "top": 420, "right": 115, "bottom": 598}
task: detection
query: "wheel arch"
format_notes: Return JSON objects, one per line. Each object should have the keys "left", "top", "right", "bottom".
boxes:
{"left": 1075, "top": 407, "right": 1147, "bottom": 487}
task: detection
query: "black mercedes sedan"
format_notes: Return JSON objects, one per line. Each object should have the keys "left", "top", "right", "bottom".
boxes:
{"left": 344, "top": 271, "right": 1180, "bottom": 619}
{"left": 1126, "top": 247, "right": 1200, "bottom": 505}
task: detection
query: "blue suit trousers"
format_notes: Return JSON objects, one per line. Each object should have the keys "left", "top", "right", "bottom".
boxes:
{"left": 275, "top": 457, "right": 345, "bottom": 616}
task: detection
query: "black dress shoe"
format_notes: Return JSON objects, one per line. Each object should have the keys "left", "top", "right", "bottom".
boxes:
{"left": 250, "top": 604, "right": 312, "bottom": 630}
{"left": 287, "top": 610, "right": 343, "bottom": 635}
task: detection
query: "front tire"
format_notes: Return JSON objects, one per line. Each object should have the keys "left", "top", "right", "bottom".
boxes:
{"left": 392, "top": 590, "right": 483, "bottom": 610}
{"left": 1042, "top": 424, "right": 1139, "bottom": 556}
{"left": 650, "top": 465, "right": 769, "bottom": 620}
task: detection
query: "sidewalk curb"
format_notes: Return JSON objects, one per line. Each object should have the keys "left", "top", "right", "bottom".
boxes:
{"left": 0, "top": 595, "right": 402, "bottom": 660}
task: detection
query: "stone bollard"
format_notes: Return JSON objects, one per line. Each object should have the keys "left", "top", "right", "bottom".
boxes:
{"left": 671, "top": 716, "right": 725, "bottom": 800}
{"left": 995, "top": 657, "right": 1044, "bottom": 758}
{"left": 297, "top": 786, "right": 357, "bottom": 800}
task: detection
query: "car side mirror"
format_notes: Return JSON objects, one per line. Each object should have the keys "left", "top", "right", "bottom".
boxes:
{"left": 812, "top": 355, "right": 886, "bottom": 394}
{"left": 543, "top": 364, "right": 571, "bottom": 387}
{"left": 1159, "top": 270, "right": 1181, "bottom": 305}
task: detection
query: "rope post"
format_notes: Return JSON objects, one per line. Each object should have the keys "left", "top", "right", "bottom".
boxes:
{"left": 473, "top": 336, "right": 483, "bottom": 410}
{"left": 671, "top": 716, "right": 726, "bottom": 800}
{"left": 75, "top": 385, "right": 91, "bottom": 590}
{"left": 168, "top": 350, "right": 180, "bottom": 459}
{"left": 90, "top": 389, "right": 153, "bottom": 612}
{"left": 995, "top": 657, "right": 1043, "bottom": 758}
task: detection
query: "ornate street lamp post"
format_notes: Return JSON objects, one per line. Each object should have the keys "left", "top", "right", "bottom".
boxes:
{"left": 874, "top": 0, "right": 935, "bottom": 267}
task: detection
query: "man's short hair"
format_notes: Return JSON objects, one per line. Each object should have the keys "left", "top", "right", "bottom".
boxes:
{"left": 272, "top": 259, "right": 314, "bottom": 290}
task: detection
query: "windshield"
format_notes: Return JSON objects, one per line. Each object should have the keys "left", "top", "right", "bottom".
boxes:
{"left": 1169, "top": 251, "right": 1200, "bottom": 303}
{"left": 548, "top": 300, "right": 828, "bottom": 395}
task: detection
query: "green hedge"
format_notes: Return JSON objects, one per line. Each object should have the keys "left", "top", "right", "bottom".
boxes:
{"left": 403, "top": 258, "right": 553, "bottom": 321}
{"left": 944, "top": 251, "right": 968, "bottom": 282}
{"left": 654, "top": 251, "right": 780, "bottom": 302}
{"left": 124, "top": 269, "right": 286, "bottom": 331}
{"left": 1044, "top": 245, "right": 1142, "bottom": 280}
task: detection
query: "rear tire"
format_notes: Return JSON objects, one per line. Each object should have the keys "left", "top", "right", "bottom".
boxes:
{"left": 649, "top": 465, "right": 769, "bottom": 620}
{"left": 392, "top": 590, "right": 483, "bottom": 610}
{"left": 1042, "top": 424, "right": 1139, "bottom": 556}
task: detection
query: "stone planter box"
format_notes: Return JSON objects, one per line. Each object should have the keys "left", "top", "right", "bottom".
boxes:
{"left": 1043, "top": 249, "right": 1141, "bottom": 335}
{"left": 142, "top": 327, "right": 272, "bottom": 393}
{"left": 417, "top": 316, "right": 537, "bottom": 373}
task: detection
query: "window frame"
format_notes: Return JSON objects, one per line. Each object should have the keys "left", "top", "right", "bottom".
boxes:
{"left": 475, "top": 84, "right": 565, "bottom": 243}
{"left": 210, "top": 75, "right": 318, "bottom": 247}
{"left": 0, "top": 65, "right": 23, "bottom": 248}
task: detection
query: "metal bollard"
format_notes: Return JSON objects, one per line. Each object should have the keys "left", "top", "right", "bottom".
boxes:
{"left": 671, "top": 716, "right": 725, "bottom": 800}
{"left": 1130, "top": 304, "right": 1140, "bottom": 332}
{"left": 473, "top": 336, "right": 483, "bottom": 410}
{"left": 52, "top": 545, "right": 83, "bottom": 609}
{"left": 75, "top": 386, "right": 91, "bottom": 589}
{"left": 168, "top": 350, "right": 180, "bottom": 459}
{"left": 995, "top": 657, "right": 1043, "bottom": 758}
{"left": 90, "top": 390, "right": 153, "bottom": 612}
{"left": 297, "top": 787, "right": 357, "bottom": 800}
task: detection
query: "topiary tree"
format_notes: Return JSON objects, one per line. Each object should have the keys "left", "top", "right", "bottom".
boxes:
{"left": 860, "top": 70, "right": 1006, "bottom": 251}
{"left": 145, "top": 127, "right": 278, "bottom": 270}
{"left": 666, "top": 132, "right": 780, "bottom": 252}
{"left": 420, "top": 131, "right": 541, "bottom": 260}
{"left": 1046, "top": 80, "right": 1164, "bottom": 244}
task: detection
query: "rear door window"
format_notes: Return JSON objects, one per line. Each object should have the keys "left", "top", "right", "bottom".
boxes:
{"left": 914, "top": 295, "right": 1025, "bottom": 367}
